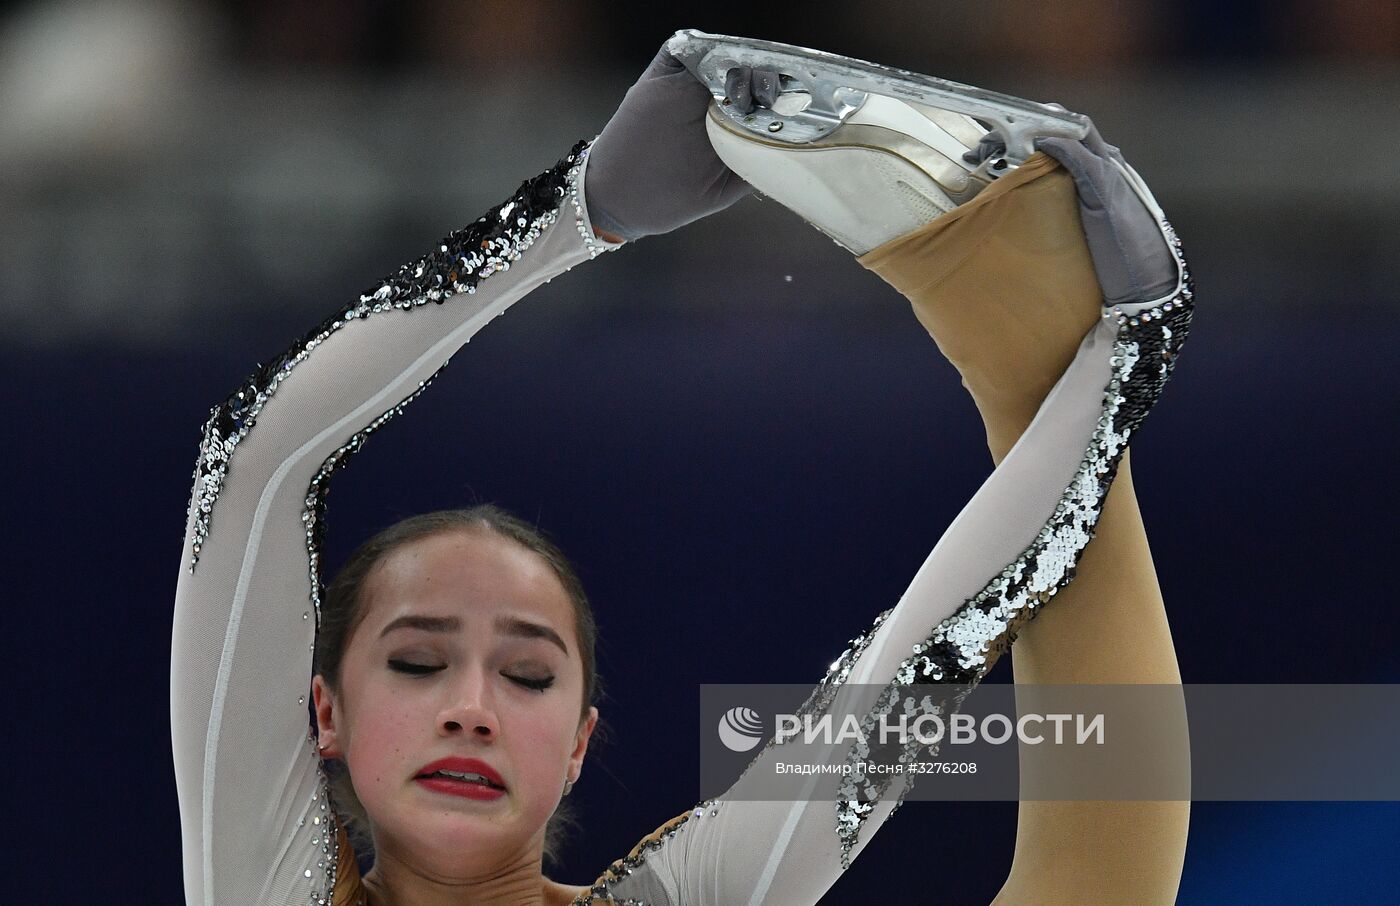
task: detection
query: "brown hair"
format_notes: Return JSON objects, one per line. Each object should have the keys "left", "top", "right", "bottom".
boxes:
{"left": 313, "top": 504, "right": 601, "bottom": 868}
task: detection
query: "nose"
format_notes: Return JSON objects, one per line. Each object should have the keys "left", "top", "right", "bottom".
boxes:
{"left": 437, "top": 668, "right": 500, "bottom": 739}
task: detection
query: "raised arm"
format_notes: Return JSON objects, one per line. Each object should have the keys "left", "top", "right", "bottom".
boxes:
{"left": 169, "top": 45, "right": 750, "bottom": 906}
{"left": 573, "top": 75, "right": 1193, "bottom": 906}
{"left": 169, "top": 141, "right": 624, "bottom": 905}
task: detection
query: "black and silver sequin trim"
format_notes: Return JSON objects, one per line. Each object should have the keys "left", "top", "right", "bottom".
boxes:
{"left": 185, "top": 140, "right": 599, "bottom": 589}
{"left": 569, "top": 800, "right": 722, "bottom": 906}
{"left": 184, "top": 140, "right": 615, "bottom": 906}
{"left": 300, "top": 361, "right": 451, "bottom": 629}
{"left": 824, "top": 222, "right": 1194, "bottom": 867}
{"left": 719, "top": 607, "right": 898, "bottom": 785}
{"left": 297, "top": 143, "right": 608, "bottom": 904}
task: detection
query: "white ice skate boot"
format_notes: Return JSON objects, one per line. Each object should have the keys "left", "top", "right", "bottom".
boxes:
{"left": 666, "top": 30, "right": 1092, "bottom": 254}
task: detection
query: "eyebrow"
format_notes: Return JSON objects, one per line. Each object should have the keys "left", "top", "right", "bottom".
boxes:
{"left": 378, "top": 613, "right": 569, "bottom": 656}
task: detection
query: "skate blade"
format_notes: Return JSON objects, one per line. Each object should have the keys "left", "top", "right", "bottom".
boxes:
{"left": 666, "top": 29, "right": 1090, "bottom": 169}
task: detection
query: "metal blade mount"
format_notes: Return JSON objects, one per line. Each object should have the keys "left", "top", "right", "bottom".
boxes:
{"left": 666, "top": 29, "right": 1089, "bottom": 165}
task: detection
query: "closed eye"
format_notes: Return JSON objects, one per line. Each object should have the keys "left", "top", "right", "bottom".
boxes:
{"left": 388, "top": 660, "right": 552, "bottom": 691}
{"left": 506, "top": 674, "right": 555, "bottom": 692}
{"left": 388, "top": 659, "right": 443, "bottom": 676}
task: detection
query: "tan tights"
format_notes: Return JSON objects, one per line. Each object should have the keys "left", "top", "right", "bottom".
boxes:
{"left": 859, "top": 153, "right": 1189, "bottom": 905}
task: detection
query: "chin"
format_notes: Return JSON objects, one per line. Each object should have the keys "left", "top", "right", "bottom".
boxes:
{"left": 405, "top": 808, "right": 541, "bottom": 863}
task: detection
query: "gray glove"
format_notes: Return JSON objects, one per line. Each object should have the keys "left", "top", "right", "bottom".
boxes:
{"left": 966, "top": 121, "right": 1178, "bottom": 307}
{"left": 584, "top": 48, "right": 754, "bottom": 242}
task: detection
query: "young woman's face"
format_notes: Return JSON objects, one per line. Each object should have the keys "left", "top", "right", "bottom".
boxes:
{"left": 313, "top": 529, "right": 597, "bottom": 876}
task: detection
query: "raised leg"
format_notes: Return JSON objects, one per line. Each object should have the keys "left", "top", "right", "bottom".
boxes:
{"left": 860, "top": 154, "right": 1189, "bottom": 905}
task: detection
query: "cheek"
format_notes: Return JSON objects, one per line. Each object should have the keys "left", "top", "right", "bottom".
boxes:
{"left": 340, "top": 679, "right": 423, "bottom": 785}
{"left": 496, "top": 701, "right": 583, "bottom": 814}
{"left": 509, "top": 696, "right": 580, "bottom": 748}
{"left": 497, "top": 695, "right": 584, "bottom": 774}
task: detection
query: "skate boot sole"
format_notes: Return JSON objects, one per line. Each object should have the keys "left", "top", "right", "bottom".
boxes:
{"left": 706, "top": 97, "right": 993, "bottom": 253}
{"left": 674, "top": 28, "right": 1093, "bottom": 253}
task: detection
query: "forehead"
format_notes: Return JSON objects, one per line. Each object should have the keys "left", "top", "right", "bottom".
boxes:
{"left": 360, "top": 529, "right": 573, "bottom": 629}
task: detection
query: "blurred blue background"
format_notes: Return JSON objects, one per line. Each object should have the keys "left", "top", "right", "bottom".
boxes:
{"left": 4, "top": 0, "right": 1398, "bottom": 901}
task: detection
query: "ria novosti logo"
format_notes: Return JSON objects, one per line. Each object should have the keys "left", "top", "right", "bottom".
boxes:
{"left": 716, "top": 705, "right": 1106, "bottom": 750}
{"left": 717, "top": 707, "right": 765, "bottom": 752}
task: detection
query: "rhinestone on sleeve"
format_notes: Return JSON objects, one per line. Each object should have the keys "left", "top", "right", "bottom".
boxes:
{"left": 298, "top": 764, "right": 342, "bottom": 906}
{"left": 569, "top": 801, "right": 721, "bottom": 906}
{"left": 827, "top": 222, "right": 1195, "bottom": 867}
{"left": 185, "top": 140, "right": 618, "bottom": 906}
{"left": 185, "top": 140, "right": 603, "bottom": 593}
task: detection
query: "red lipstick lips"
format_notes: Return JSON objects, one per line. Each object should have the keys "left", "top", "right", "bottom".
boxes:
{"left": 414, "top": 757, "right": 507, "bottom": 801}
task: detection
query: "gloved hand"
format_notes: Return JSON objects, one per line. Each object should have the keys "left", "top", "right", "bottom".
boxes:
{"left": 584, "top": 47, "right": 755, "bottom": 242}
{"left": 965, "top": 120, "right": 1179, "bottom": 307}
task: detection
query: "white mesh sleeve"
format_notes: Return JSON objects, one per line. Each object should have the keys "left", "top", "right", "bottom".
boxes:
{"left": 169, "top": 126, "right": 1192, "bottom": 906}
{"left": 587, "top": 236, "right": 1193, "bottom": 905}
{"left": 169, "top": 142, "right": 618, "bottom": 906}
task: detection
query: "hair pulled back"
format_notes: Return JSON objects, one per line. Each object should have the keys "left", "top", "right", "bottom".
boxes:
{"left": 312, "top": 504, "right": 600, "bottom": 868}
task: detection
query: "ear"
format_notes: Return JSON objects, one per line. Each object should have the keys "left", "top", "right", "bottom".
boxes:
{"left": 311, "top": 674, "right": 345, "bottom": 759}
{"left": 568, "top": 706, "right": 600, "bottom": 780}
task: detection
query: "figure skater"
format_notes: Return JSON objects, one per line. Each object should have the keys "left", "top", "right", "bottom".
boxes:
{"left": 171, "top": 32, "right": 1191, "bottom": 906}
